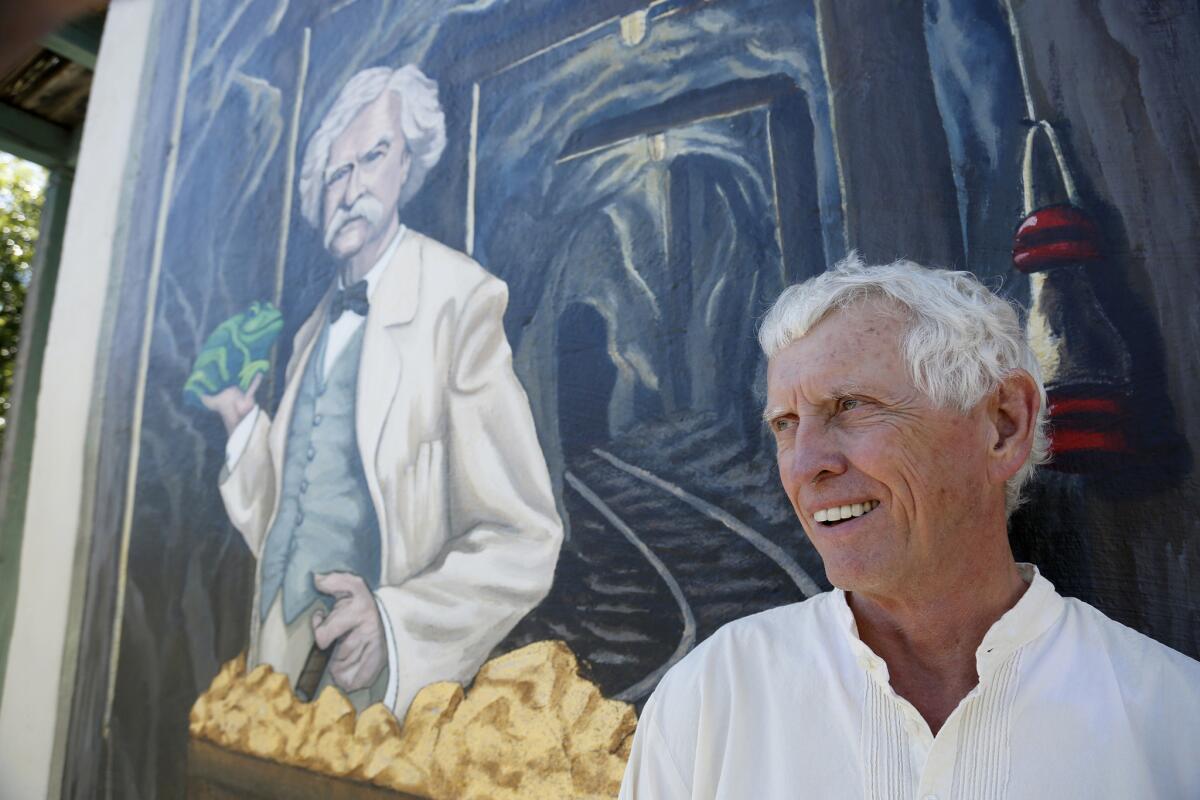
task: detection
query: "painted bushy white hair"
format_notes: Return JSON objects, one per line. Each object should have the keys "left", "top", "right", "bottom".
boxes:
{"left": 758, "top": 252, "right": 1050, "bottom": 515}
{"left": 298, "top": 65, "right": 446, "bottom": 229}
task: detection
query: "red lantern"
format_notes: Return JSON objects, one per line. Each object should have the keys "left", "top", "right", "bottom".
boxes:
{"left": 1014, "top": 122, "right": 1132, "bottom": 472}
{"left": 1013, "top": 203, "right": 1103, "bottom": 273}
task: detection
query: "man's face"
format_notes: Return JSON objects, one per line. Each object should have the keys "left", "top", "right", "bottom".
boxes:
{"left": 764, "top": 300, "right": 996, "bottom": 596}
{"left": 321, "top": 92, "right": 411, "bottom": 260}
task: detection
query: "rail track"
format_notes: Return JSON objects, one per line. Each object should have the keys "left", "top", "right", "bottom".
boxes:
{"left": 497, "top": 448, "right": 819, "bottom": 704}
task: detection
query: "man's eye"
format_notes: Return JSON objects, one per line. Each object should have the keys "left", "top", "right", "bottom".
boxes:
{"left": 839, "top": 398, "right": 861, "bottom": 412}
{"left": 772, "top": 417, "right": 795, "bottom": 433}
{"left": 326, "top": 165, "right": 351, "bottom": 186}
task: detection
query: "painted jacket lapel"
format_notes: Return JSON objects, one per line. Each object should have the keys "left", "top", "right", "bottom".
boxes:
{"left": 356, "top": 231, "right": 422, "bottom": 532}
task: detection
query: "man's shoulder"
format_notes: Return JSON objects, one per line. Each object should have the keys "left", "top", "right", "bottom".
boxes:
{"left": 701, "top": 590, "right": 840, "bottom": 651}
{"left": 1058, "top": 596, "right": 1200, "bottom": 683}
{"left": 653, "top": 591, "right": 841, "bottom": 698}
{"left": 406, "top": 230, "right": 502, "bottom": 295}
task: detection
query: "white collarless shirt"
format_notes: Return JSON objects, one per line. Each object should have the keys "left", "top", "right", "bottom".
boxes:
{"left": 620, "top": 564, "right": 1200, "bottom": 799}
{"left": 224, "top": 226, "right": 406, "bottom": 468}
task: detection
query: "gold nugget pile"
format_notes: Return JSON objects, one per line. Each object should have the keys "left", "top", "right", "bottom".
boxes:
{"left": 189, "top": 640, "right": 638, "bottom": 799}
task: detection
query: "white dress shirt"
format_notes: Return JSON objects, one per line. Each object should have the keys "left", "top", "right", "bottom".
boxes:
{"left": 224, "top": 226, "right": 405, "bottom": 469}
{"left": 620, "top": 564, "right": 1200, "bottom": 799}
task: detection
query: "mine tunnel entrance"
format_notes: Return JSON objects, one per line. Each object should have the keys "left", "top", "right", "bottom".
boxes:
{"left": 557, "top": 302, "right": 616, "bottom": 455}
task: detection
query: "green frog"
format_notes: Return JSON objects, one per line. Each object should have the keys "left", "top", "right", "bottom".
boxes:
{"left": 184, "top": 300, "right": 284, "bottom": 408}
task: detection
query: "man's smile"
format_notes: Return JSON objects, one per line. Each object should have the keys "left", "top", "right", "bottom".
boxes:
{"left": 813, "top": 499, "right": 880, "bottom": 527}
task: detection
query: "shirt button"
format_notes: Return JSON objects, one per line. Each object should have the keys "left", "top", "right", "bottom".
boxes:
{"left": 307, "top": 446, "right": 316, "bottom": 460}
{"left": 313, "top": 414, "right": 323, "bottom": 426}
{"left": 300, "top": 480, "right": 309, "bottom": 493}
{"left": 295, "top": 511, "right": 304, "bottom": 525}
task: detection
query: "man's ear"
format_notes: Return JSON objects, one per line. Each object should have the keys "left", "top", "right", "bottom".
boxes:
{"left": 986, "top": 369, "right": 1041, "bottom": 486}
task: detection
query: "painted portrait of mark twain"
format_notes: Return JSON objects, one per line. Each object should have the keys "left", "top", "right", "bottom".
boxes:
{"left": 200, "top": 64, "right": 563, "bottom": 719}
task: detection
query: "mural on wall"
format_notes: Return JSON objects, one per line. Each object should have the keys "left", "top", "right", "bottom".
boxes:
{"left": 191, "top": 61, "right": 565, "bottom": 721}
{"left": 57, "top": 0, "right": 1199, "bottom": 798}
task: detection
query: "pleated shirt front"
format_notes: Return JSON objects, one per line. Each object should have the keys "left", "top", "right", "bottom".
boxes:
{"left": 619, "top": 565, "right": 1200, "bottom": 799}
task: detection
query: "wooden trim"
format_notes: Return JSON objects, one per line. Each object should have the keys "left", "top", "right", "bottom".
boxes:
{"left": 0, "top": 102, "right": 74, "bottom": 169}
{"left": 0, "top": 169, "right": 74, "bottom": 704}
{"left": 42, "top": 14, "right": 105, "bottom": 70}
{"left": 187, "top": 739, "right": 427, "bottom": 800}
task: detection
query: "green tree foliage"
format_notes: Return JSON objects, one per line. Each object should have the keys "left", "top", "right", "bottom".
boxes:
{"left": 0, "top": 154, "right": 46, "bottom": 451}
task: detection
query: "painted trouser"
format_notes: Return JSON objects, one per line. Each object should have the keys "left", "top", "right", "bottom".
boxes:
{"left": 253, "top": 593, "right": 388, "bottom": 711}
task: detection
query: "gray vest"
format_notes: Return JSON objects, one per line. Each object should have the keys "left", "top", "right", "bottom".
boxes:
{"left": 259, "top": 324, "right": 381, "bottom": 623}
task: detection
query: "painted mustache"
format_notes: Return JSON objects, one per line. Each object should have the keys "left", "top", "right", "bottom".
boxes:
{"left": 324, "top": 195, "right": 385, "bottom": 250}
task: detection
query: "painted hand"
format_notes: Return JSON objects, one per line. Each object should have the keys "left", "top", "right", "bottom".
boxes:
{"left": 199, "top": 373, "right": 262, "bottom": 435}
{"left": 311, "top": 571, "right": 387, "bottom": 693}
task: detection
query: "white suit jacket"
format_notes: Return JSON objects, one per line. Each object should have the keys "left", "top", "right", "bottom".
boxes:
{"left": 219, "top": 229, "right": 563, "bottom": 717}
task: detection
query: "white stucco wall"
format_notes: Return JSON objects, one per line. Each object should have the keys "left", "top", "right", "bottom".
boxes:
{"left": 0, "top": 1, "right": 156, "bottom": 796}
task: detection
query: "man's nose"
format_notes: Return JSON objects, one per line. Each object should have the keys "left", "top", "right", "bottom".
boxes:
{"left": 342, "top": 162, "right": 365, "bottom": 207}
{"left": 782, "top": 418, "right": 846, "bottom": 486}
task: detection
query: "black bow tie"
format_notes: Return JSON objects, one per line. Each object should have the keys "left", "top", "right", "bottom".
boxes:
{"left": 330, "top": 280, "right": 369, "bottom": 322}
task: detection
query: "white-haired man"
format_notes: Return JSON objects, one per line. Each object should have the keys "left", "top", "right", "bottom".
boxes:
{"left": 201, "top": 65, "right": 562, "bottom": 718}
{"left": 620, "top": 255, "right": 1200, "bottom": 798}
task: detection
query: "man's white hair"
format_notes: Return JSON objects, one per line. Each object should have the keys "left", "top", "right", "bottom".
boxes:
{"left": 298, "top": 65, "right": 446, "bottom": 229}
{"left": 758, "top": 252, "right": 1050, "bottom": 515}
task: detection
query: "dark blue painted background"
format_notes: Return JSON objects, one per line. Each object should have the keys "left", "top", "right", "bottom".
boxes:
{"left": 64, "top": 1, "right": 1200, "bottom": 796}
